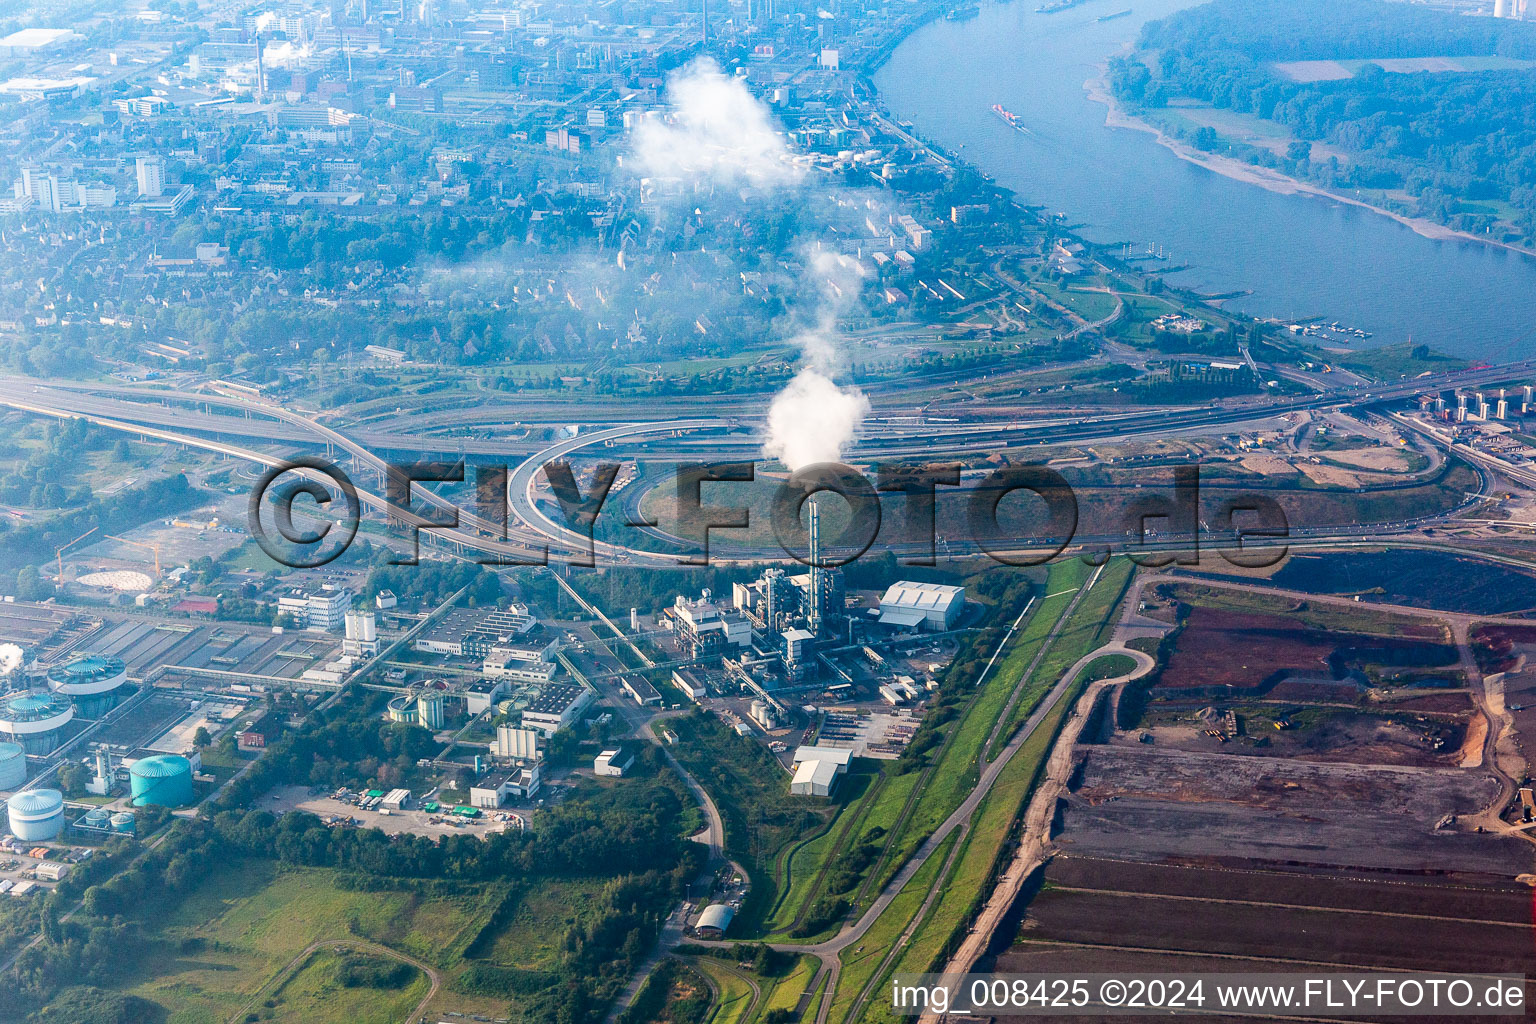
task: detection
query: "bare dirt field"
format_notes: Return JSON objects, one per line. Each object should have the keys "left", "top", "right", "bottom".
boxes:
{"left": 1153, "top": 606, "right": 1457, "bottom": 697}
{"left": 1058, "top": 746, "right": 1527, "bottom": 876}
{"left": 1474, "top": 625, "right": 1536, "bottom": 772}
{"left": 1000, "top": 856, "right": 1535, "bottom": 1024}
{"left": 1130, "top": 707, "right": 1469, "bottom": 768}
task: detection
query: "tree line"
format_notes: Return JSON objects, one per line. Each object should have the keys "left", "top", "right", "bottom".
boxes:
{"left": 1113, "top": 0, "right": 1536, "bottom": 243}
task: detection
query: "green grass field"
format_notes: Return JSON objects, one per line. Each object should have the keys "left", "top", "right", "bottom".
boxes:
{"left": 986, "top": 558, "right": 1134, "bottom": 760}
{"left": 93, "top": 860, "right": 495, "bottom": 1024}
{"left": 828, "top": 832, "right": 958, "bottom": 1024}
{"left": 472, "top": 878, "right": 611, "bottom": 970}
{"left": 251, "top": 946, "right": 429, "bottom": 1024}
{"left": 761, "top": 770, "right": 879, "bottom": 937}
{"left": 690, "top": 959, "right": 756, "bottom": 1024}
{"left": 668, "top": 713, "right": 833, "bottom": 933}
{"left": 761, "top": 956, "right": 819, "bottom": 1018}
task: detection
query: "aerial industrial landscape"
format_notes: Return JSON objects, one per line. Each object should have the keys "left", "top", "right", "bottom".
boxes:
{"left": 3, "top": 0, "right": 1536, "bottom": 1020}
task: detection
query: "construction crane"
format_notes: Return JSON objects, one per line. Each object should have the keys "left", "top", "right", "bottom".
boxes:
{"left": 55, "top": 526, "right": 98, "bottom": 583}
{"left": 107, "top": 534, "right": 161, "bottom": 577}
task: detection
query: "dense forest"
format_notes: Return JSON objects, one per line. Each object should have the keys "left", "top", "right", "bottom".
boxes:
{"left": 1109, "top": 0, "right": 1536, "bottom": 244}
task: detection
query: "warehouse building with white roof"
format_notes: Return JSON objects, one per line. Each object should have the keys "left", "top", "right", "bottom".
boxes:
{"left": 877, "top": 581, "right": 965, "bottom": 631}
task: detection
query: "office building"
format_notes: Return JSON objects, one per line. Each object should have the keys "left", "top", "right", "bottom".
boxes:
{"left": 136, "top": 155, "right": 164, "bottom": 198}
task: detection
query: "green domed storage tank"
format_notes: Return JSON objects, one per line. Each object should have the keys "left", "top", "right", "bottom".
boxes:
{"left": 128, "top": 754, "right": 194, "bottom": 808}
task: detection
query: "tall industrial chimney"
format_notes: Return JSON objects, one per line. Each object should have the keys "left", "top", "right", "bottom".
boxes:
{"left": 701, "top": 0, "right": 709, "bottom": 44}
{"left": 255, "top": 34, "right": 266, "bottom": 102}
{"left": 808, "top": 497, "right": 824, "bottom": 637}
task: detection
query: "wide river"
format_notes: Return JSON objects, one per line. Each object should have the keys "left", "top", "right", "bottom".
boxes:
{"left": 875, "top": 0, "right": 1536, "bottom": 361}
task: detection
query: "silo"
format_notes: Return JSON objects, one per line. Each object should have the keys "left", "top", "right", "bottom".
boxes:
{"left": 417, "top": 691, "right": 446, "bottom": 730}
{"left": 79, "top": 806, "right": 110, "bottom": 829}
{"left": 128, "top": 754, "right": 194, "bottom": 808}
{"left": 109, "top": 812, "right": 136, "bottom": 834}
{"left": 0, "top": 742, "right": 25, "bottom": 790}
{"left": 8, "top": 788, "right": 64, "bottom": 841}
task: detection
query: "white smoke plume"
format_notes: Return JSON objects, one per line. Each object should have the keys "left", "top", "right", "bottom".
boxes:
{"left": 762, "top": 251, "right": 870, "bottom": 470}
{"left": 630, "top": 58, "right": 802, "bottom": 189}
{"left": 625, "top": 59, "right": 868, "bottom": 469}
{"left": 764, "top": 369, "right": 870, "bottom": 471}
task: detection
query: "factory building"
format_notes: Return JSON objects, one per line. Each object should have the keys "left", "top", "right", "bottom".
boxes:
{"left": 594, "top": 745, "right": 635, "bottom": 777}
{"left": 0, "top": 691, "right": 75, "bottom": 755}
{"left": 482, "top": 657, "right": 558, "bottom": 685}
{"left": 734, "top": 568, "right": 795, "bottom": 632}
{"left": 482, "top": 629, "right": 560, "bottom": 684}
{"left": 236, "top": 711, "right": 280, "bottom": 750}
{"left": 7, "top": 788, "right": 64, "bottom": 841}
{"left": 464, "top": 678, "right": 508, "bottom": 715}
{"left": 781, "top": 628, "right": 816, "bottom": 681}
{"left": 520, "top": 683, "right": 593, "bottom": 736}
{"left": 0, "top": 741, "right": 25, "bottom": 790}
{"left": 671, "top": 667, "right": 712, "bottom": 702}
{"left": 877, "top": 582, "right": 966, "bottom": 631}
{"left": 672, "top": 593, "right": 752, "bottom": 659}
{"left": 469, "top": 763, "right": 541, "bottom": 807}
{"left": 619, "top": 673, "right": 662, "bottom": 706}
{"left": 276, "top": 583, "right": 352, "bottom": 632}
{"left": 415, "top": 605, "right": 542, "bottom": 658}
{"left": 789, "top": 745, "right": 853, "bottom": 797}
{"left": 128, "top": 754, "right": 194, "bottom": 808}
{"left": 380, "top": 789, "right": 411, "bottom": 812}
{"left": 45, "top": 654, "right": 128, "bottom": 717}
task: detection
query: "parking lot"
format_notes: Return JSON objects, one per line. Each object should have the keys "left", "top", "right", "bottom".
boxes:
{"left": 263, "top": 784, "right": 526, "bottom": 840}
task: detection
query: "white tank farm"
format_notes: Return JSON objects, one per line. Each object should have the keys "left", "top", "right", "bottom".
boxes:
{"left": 0, "top": 742, "right": 24, "bottom": 791}
{"left": 8, "top": 788, "right": 64, "bottom": 842}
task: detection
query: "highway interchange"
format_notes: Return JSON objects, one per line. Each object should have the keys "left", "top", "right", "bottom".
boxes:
{"left": 2, "top": 356, "right": 1535, "bottom": 569}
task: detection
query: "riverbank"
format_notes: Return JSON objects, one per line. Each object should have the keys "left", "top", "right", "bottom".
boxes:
{"left": 1084, "top": 70, "right": 1536, "bottom": 260}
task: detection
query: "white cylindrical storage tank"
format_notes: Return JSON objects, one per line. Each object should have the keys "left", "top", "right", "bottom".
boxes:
{"left": 0, "top": 742, "right": 24, "bottom": 790}
{"left": 8, "top": 788, "right": 64, "bottom": 841}
{"left": 46, "top": 655, "right": 128, "bottom": 718}
{"left": 345, "top": 610, "right": 377, "bottom": 643}
{"left": 0, "top": 691, "right": 75, "bottom": 756}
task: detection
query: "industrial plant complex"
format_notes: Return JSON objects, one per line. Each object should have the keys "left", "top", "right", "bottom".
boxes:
{"left": 5, "top": 0, "right": 1536, "bottom": 1016}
